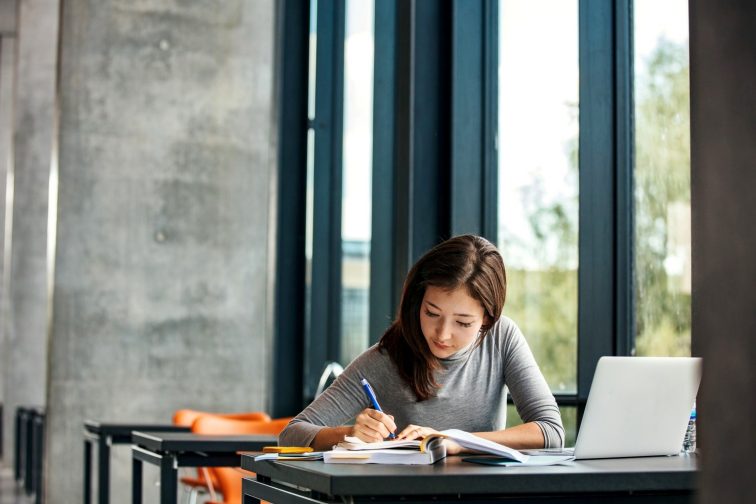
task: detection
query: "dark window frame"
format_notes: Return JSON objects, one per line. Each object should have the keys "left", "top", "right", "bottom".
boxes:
{"left": 274, "top": 0, "right": 637, "bottom": 419}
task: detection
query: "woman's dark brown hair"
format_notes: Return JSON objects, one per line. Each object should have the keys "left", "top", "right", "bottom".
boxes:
{"left": 378, "top": 234, "right": 507, "bottom": 401}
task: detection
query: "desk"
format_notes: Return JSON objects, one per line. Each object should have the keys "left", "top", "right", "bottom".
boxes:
{"left": 83, "top": 421, "right": 190, "bottom": 504}
{"left": 131, "top": 431, "right": 277, "bottom": 504}
{"left": 241, "top": 454, "right": 697, "bottom": 504}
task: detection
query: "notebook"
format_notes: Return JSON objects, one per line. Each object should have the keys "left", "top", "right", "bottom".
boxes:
{"left": 525, "top": 356, "right": 702, "bottom": 460}
{"left": 324, "top": 429, "right": 528, "bottom": 465}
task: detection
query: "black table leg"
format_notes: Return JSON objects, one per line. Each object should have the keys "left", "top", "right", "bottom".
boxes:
{"left": 25, "top": 413, "right": 34, "bottom": 495}
{"left": 243, "top": 477, "right": 261, "bottom": 504}
{"left": 33, "top": 415, "right": 44, "bottom": 504}
{"left": 159, "top": 453, "right": 178, "bottom": 504}
{"left": 84, "top": 439, "right": 92, "bottom": 504}
{"left": 131, "top": 456, "right": 142, "bottom": 504}
{"left": 14, "top": 409, "right": 23, "bottom": 482}
{"left": 97, "top": 436, "right": 110, "bottom": 504}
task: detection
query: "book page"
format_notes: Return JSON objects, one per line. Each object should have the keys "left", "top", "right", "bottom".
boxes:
{"left": 337, "top": 430, "right": 527, "bottom": 462}
{"left": 437, "top": 429, "right": 528, "bottom": 462}
{"left": 338, "top": 436, "right": 422, "bottom": 451}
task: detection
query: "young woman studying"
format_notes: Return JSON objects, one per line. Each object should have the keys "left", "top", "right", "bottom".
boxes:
{"left": 279, "top": 235, "right": 564, "bottom": 454}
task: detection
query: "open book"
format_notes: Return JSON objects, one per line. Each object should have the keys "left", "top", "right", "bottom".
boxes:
{"left": 323, "top": 428, "right": 527, "bottom": 465}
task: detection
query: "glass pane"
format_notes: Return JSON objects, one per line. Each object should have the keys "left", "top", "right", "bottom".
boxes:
{"left": 340, "top": 0, "right": 374, "bottom": 365}
{"left": 498, "top": 0, "right": 579, "bottom": 393}
{"left": 304, "top": 0, "right": 317, "bottom": 363}
{"left": 506, "top": 404, "right": 577, "bottom": 447}
{"left": 633, "top": 0, "right": 691, "bottom": 356}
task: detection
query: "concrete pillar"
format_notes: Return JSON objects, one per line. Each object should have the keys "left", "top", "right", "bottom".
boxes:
{"left": 690, "top": 1, "right": 756, "bottom": 502}
{"left": 46, "top": 0, "right": 277, "bottom": 501}
{"left": 1, "top": 0, "right": 58, "bottom": 466}
{"left": 0, "top": 0, "right": 17, "bottom": 461}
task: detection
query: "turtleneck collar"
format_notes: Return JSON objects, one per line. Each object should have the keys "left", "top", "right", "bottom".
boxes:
{"left": 437, "top": 339, "right": 477, "bottom": 364}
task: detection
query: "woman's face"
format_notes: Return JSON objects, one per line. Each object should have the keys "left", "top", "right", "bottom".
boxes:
{"left": 419, "top": 285, "right": 487, "bottom": 359}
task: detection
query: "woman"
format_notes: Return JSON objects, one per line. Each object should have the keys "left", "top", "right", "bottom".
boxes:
{"left": 279, "top": 235, "right": 564, "bottom": 453}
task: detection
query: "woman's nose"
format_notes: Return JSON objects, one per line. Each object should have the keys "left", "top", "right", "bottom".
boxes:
{"left": 436, "top": 320, "right": 452, "bottom": 340}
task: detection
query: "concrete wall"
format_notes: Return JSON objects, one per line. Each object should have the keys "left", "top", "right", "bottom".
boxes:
{"left": 0, "top": 0, "right": 16, "bottom": 432}
{"left": 43, "top": 0, "right": 277, "bottom": 502}
{"left": 1, "top": 0, "right": 58, "bottom": 464}
{"left": 0, "top": 0, "right": 16, "bottom": 389}
{"left": 0, "top": 0, "right": 18, "bottom": 34}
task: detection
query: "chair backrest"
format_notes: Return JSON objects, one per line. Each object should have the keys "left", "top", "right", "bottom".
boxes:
{"left": 190, "top": 415, "right": 293, "bottom": 504}
{"left": 191, "top": 415, "right": 291, "bottom": 436}
{"left": 173, "top": 409, "right": 271, "bottom": 427}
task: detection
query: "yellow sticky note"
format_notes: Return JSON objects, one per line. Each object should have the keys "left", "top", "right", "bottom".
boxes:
{"left": 263, "top": 446, "right": 313, "bottom": 454}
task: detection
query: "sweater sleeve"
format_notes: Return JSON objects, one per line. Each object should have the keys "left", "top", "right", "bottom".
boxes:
{"left": 278, "top": 348, "right": 378, "bottom": 447}
{"left": 500, "top": 320, "right": 565, "bottom": 448}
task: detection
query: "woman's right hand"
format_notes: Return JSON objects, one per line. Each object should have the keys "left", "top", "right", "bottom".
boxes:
{"left": 351, "top": 408, "right": 397, "bottom": 442}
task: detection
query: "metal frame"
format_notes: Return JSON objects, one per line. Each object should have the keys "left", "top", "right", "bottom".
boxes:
{"left": 613, "top": 0, "right": 635, "bottom": 359}
{"left": 305, "top": 0, "right": 346, "bottom": 400}
{"left": 450, "top": 0, "right": 498, "bottom": 239}
{"left": 271, "top": 0, "right": 310, "bottom": 418}
{"left": 82, "top": 422, "right": 190, "bottom": 504}
{"left": 243, "top": 476, "right": 323, "bottom": 504}
{"left": 82, "top": 431, "right": 111, "bottom": 504}
{"left": 576, "top": 0, "right": 635, "bottom": 421}
{"left": 129, "top": 433, "right": 274, "bottom": 504}
{"left": 131, "top": 446, "right": 177, "bottom": 504}
{"left": 14, "top": 407, "right": 27, "bottom": 482}
{"left": 368, "top": 0, "right": 398, "bottom": 346}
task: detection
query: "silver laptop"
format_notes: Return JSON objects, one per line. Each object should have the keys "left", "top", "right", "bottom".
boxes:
{"left": 529, "top": 356, "right": 701, "bottom": 459}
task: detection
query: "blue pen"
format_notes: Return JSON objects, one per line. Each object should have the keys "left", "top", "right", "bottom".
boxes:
{"left": 360, "top": 378, "right": 396, "bottom": 439}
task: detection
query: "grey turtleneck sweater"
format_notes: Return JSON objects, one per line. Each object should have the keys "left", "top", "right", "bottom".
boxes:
{"left": 279, "top": 316, "right": 565, "bottom": 449}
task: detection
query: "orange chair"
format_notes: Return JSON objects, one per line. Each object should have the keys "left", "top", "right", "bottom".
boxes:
{"left": 191, "top": 415, "right": 293, "bottom": 504}
{"left": 173, "top": 410, "right": 271, "bottom": 504}
{"left": 173, "top": 409, "right": 271, "bottom": 427}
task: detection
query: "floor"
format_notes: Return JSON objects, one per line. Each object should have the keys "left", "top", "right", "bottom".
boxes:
{"left": 0, "top": 467, "right": 33, "bottom": 504}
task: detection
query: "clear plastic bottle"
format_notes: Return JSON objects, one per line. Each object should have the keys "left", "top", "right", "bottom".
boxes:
{"left": 682, "top": 403, "right": 696, "bottom": 454}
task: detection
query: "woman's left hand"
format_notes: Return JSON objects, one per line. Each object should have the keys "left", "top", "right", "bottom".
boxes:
{"left": 396, "top": 424, "right": 463, "bottom": 455}
{"left": 396, "top": 424, "right": 438, "bottom": 441}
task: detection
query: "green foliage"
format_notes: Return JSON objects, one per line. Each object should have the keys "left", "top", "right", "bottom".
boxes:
{"left": 504, "top": 37, "right": 691, "bottom": 407}
{"left": 634, "top": 37, "right": 691, "bottom": 356}
{"left": 505, "top": 268, "right": 577, "bottom": 393}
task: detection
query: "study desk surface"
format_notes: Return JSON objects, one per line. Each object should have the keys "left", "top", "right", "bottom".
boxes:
{"left": 242, "top": 453, "right": 697, "bottom": 498}
{"left": 84, "top": 421, "right": 189, "bottom": 439}
{"left": 132, "top": 431, "right": 277, "bottom": 452}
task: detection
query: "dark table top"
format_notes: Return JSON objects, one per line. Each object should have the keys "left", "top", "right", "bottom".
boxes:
{"left": 242, "top": 454, "right": 698, "bottom": 497}
{"left": 84, "top": 420, "right": 190, "bottom": 437}
{"left": 132, "top": 431, "right": 277, "bottom": 453}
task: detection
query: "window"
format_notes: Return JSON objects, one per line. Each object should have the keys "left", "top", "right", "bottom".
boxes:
{"left": 303, "top": 0, "right": 375, "bottom": 398}
{"left": 498, "top": 0, "right": 579, "bottom": 395}
{"left": 633, "top": 0, "right": 691, "bottom": 357}
{"left": 340, "top": 0, "right": 374, "bottom": 365}
{"left": 279, "top": 0, "right": 691, "bottom": 420}
{"left": 498, "top": 0, "right": 579, "bottom": 441}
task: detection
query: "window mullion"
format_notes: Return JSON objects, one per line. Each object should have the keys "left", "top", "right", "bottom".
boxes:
{"left": 577, "top": 0, "right": 618, "bottom": 414}
{"left": 307, "top": 0, "right": 346, "bottom": 400}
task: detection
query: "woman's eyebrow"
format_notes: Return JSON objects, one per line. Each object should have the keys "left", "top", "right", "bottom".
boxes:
{"left": 425, "top": 301, "right": 475, "bottom": 317}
